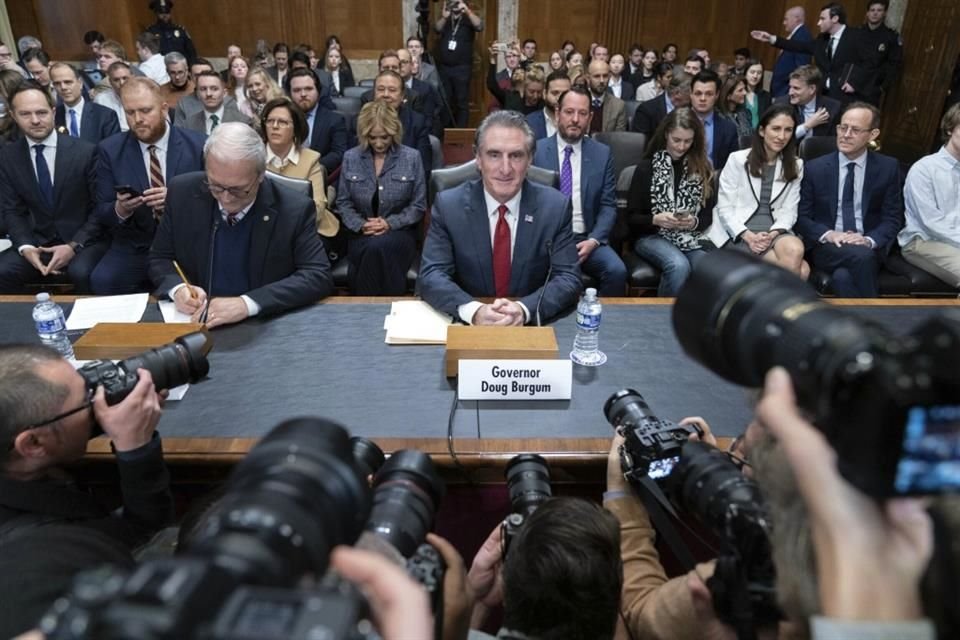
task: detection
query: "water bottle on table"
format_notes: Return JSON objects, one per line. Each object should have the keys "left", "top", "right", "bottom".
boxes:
{"left": 33, "top": 292, "right": 75, "bottom": 359}
{"left": 570, "top": 288, "right": 606, "bottom": 366}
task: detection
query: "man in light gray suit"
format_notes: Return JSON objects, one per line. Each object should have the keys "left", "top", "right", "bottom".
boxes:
{"left": 181, "top": 70, "right": 250, "bottom": 135}
{"left": 419, "top": 110, "right": 581, "bottom": 326}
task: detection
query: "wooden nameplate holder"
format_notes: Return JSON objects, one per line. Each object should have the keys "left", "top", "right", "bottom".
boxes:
{"left": 73, "top": 323, "right": 209, "bottom": 360}
{"left": 445, "top": 325, "right": 558, "bottom": 377}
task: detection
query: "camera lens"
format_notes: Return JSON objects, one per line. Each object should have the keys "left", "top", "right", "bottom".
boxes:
{"left": 350, "top": 436, "right": 385, "bottom": 479}
{"left": 119, "top": 331, "right": 211, "bottom": 391}
{"left": 188, "top": 417, "right": 371, "bottom": 586}
{"left": 504, "top": 454, "right": 552, "bottom": 517}
{"left": 604, "top": 388, "right": 657, "bottom": 428}
{"left": 366, "top": 450, "right": 445, "bottom": 558}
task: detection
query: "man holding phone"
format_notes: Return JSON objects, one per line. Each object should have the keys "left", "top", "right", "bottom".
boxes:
{"left": 434, "top": 0, "right": 483, "bottom": 127}
{"left": 90, "top": 77, "right": 205, "bottom": 294}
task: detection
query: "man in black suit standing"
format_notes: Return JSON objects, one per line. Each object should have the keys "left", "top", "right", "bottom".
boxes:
{"left": 0, "top": 83, "right": 107, "bottom": 292}
{"left": 149, "top": 123, "right": 333, "bottom": 328}
{"left": 288, "top": 68, "right": 348, "bottom": 176}
{"left": 631, "top": 71, "right": 691, "bottom": 136}
{"left": 752, "top": 2, "right": 875, "bottom": 104}
{"left": 773, "top": 65, "right": 842, "bottom": 141}
{"left": 50, "top": 63, "right": 120, "bottom": 143}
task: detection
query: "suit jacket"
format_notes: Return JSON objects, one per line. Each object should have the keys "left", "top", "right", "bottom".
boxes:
{"left": 265, "top": 65, "right": 286, "bottom": 87}
{"left": 267, "top": 146, "right": 339, "bottom": 237}
{"left": 773, "top": 94, "right": 842, "bottom": 137}
{"left": 598, "top": 94, "right": 627, "bottom": 132}
{"left": 336, "top": 143, "right": 426, "bottom": 233}
{"left": 771, "top": 24, "right": 813, "bottom": 97}
{"left": 417, "top": 61, "right": 441, "bottom": 89}
{"left": 316, "top": 67, "right": 356, "bottom": 97}
{"left": 708, "top": 113, "right": 739, "bottom": 170}
{"left": 94, "top": 126, "right": 207, "bottom": 252}
{"left": 182, "top": 102, "right": 251, "bottom": 134}
{"left": 173, "top": 94, "right": 237, "bottom": 126}
{"left": 149, "top": 172, "right": 334, "bottom": 316}
{"left": 706, "top": 148, "right": 805, "bottom": 247}
{"left": 532, "top": 135, "right": 617, "bottom": 244}
{"left": 631, "top": 93, "right": 668, "bottom": 135}
{"left": 794, "top": 150, "right": 903, "bottom": 252}
{"left": 774, "top": 25, "right": 876, "bottom": 102}
{"left": 526, "top": 109, "right": 549, "bottom": 140}
{"left": 607, "top": 79, "right": 635, "bottom": 102}
{"left": 306, "top": 106, "right": 349, "bottom": 175}
{"left": 0, "top": 133, "right": 103, "bottom": 249}
{"left": 54, "top": 101, "right": 120, "bottom": 144}
{"left": 418, "top": 179, "right": 582, "bottom": 324}
{"left": 398, "top": 105, "right": 432, "bottom": 176}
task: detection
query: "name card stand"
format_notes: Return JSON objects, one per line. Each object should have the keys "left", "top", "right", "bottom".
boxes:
{"left": 73, "top": 322, "right": 209, "bottom": 360}
{"left": 444, "top": 325, "right": 558, "bottom": 377}
{"left": 458, "top": 359, "right": 573, "bottom": 400}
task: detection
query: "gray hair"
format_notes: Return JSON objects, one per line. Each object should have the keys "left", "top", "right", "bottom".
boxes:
{"left": 474, "top": 110, "right": 536, "bottom": 158}
{"left": 203, "top": 122, "right": 266, "bottom": 175}
{"left": 17, "top": 35, "right": 41, "bottom": 55}
{"left": 669, "top": 71, "right": 692, "bottom": 93}
{"left": 164, "top": 51, "right": 187, "bottom": 67}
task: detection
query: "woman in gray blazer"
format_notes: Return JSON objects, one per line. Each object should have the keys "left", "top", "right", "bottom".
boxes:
{"left": 337, "top": 101, "right": 426, "bottom": 295}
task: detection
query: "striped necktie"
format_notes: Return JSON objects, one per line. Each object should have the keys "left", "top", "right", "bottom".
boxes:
{"left": 148, "top": 144, "right": 165, "bottom": 219}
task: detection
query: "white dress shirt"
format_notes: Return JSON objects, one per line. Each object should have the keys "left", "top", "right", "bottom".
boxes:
{"left": 205, "top": 104, "right": 226, "bottom": 135}
{"left": 138, "top": 53, "right": 170, "bottom": 85}
{"left": 266, "top": 144, "right": 301, "bottom": 170}
{"left": 543, "top": 107, "right": 557, "bottom": 138}
{"left": 94, "top": 90, "right": 129, "bottom": 131}
{"left": 116, "top": 124, "right": 170, "bottom": 222}
{"left": 65, "top": 97, "right": 85, "bottom": 136}
{"left": 18, "top": 130, "right": 59, "bottom": 253}
{"left": 556, "top": 137, "right": 584, "bottom": 233}
{"left": 822, "top": 150, "right": 875, "bottom": 247}
{"left": 608, "top": 78, "right": 624, "bottom": 99}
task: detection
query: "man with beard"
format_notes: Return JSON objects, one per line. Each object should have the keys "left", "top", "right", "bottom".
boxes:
{"left": 526, "top": 69, "right": 570, "bottom": 140}
{"left": 288, "top": 68, "right": 347, "bottom": 176}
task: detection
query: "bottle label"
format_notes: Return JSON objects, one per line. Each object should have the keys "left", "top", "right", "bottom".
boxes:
{"left": 36, "top": 317, "right": 64, "bottom": 333}
{"left": 576, "top": 311, "right": 601, "bottom": 330}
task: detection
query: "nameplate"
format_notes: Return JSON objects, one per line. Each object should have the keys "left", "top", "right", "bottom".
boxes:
{"left": 458, "top": 359, "right": 572, "bottom": 400}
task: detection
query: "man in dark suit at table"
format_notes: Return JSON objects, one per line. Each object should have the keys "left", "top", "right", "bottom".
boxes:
{"left": 752, "top": 2, "right": 875, "bottom": 104}
{"left": 91, "top": 77, "right": 206, "bottom": 294}
{"left": 181, "top": 71, "right": 251, "bottom": 134}
{"left": 770, "top": 6, "right": 813, "bottom": 97}
{"left": 419, "top": 110, "right": 581, "bottom": 326}
{"left": 690, "top": 70, "right": 738, "bottom": 170}
{"left": 288, "top": 67, "right": 348, "bottom": 176}
{"left": 773, "top": 65, "right": 842, "bottom": 141}
{"left": 49, "top": 63, "right": 119, "bottom": 144}
{"left": 795, "top": 103, "right": 902, "bottom": 297}
{"left": 149, "top": 123, "right": 333, "bottom": 328}
{"left": 533, "top": 87, "right": 625, "bottom": 296}
{"left": 0, "top": 82, "right": 107, "bottom": 293}
{"left": 630, "top": 72, "right": 691, "bottom": 136}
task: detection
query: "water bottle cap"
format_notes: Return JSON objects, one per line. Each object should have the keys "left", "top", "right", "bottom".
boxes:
{"left": 35, "top": 292, "right": 50, "bottom": 302}
{"left": 585, "top": 288, "right": 597, "bottom": 298}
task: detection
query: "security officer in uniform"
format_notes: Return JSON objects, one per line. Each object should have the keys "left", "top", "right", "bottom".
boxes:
{"left": 147, "top": 0, "right": 197, "bottom": 65}
{"left": 860, "top": 1, "right": 902, "bottom": 107}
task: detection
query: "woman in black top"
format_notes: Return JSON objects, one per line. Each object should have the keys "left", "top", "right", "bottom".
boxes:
{"left": 486, "top": 45, "right": 544, "bottom": 115}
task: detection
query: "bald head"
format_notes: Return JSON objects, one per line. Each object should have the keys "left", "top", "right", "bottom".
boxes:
{"left": 784, "top": 6, "right": 806, "bottom": 32}
{"left": 587, "top": 59, "right": 610, "bottom": 97}
{"left": 396, "top": 48, "right": 413, "bottom": 80}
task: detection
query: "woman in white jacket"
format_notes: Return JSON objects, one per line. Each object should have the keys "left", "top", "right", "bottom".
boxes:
{"left": 706, "top": 103, "right": 809, "bottom": 279}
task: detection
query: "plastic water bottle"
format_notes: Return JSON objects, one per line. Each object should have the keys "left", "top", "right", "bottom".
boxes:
{"left": 33, "top": 292, "right": 75, "bottom": 359}
{"left": 570, "top": 288, "right": 606, "bottom": 366}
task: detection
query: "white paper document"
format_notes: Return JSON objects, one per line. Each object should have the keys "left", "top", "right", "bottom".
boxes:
{"left": 384, "top": 300, "right": 452, "bottom": 345}
{"left": 65, "top": 294, "right": 149, "bottom": 330}
{"left": 158, "top": 300, "right": 193, "bottom": 323}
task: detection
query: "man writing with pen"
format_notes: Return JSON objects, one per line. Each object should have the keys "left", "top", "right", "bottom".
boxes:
{"left": 148, "top": 122, "right": 334, "bottom": 328}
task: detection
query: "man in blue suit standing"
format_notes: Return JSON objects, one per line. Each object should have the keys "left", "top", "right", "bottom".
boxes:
{"left": 419, "top": 110, "right": 581, "bottom": 326}
{"left": 533, "top": 87, "right": 626, "bottom": 296}
{"left": 795, "top": 103, "right": 902, "bottom": 297}
{"left": 91, "top": 77, "right": 206, "bottom": 294}
{"left": 770, "top": 6, "right": 813, "bottom": 97}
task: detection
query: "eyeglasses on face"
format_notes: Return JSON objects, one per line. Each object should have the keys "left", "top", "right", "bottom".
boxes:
{"left": 202, "top": 177, "right": 259, "bottom": 198}
{"left": 265, "top": 118, "right": 292, "bottom": 128}
{"left": 836, "top": 124, "right": 873, "bottom": 136}
{"left": 5, "top": 391, "right": 93, "bottom": 452}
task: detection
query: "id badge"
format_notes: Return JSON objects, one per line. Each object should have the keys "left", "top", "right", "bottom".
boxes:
{"left": 448, "top": 40, "right": 457, "bottom": 51}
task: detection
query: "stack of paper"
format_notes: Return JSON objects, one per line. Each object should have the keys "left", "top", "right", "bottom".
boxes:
{"left": 384, "top": 300, "right": 451, "bottom": 344}
{"left": 158, "top": 300, "right": 193, "bottom": 323}
{"left": 65, "top": 293, "right": 148, "bottom": 330}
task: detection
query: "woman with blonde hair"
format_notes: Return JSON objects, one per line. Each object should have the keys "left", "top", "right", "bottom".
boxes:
{"left": 245, "top": 67, "right": 283, "bottom": 118}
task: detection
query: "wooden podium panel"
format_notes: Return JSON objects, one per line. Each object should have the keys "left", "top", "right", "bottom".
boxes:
{"left": 445, "top": 325, "right": 558, "bottom": 377}
{"left": 73, "top": 323, "right": 208, "bottom": 360}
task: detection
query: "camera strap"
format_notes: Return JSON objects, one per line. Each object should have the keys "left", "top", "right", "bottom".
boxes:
{"left": 630, "top": 475, "right": 698, "bottom": 572}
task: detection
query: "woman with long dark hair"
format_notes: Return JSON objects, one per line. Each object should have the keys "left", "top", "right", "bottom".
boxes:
{"left": 705, "top": 103, "right": 808, "bottom": 278}
{"left": 743, "top": 59, "right": 771, "bottom": 130}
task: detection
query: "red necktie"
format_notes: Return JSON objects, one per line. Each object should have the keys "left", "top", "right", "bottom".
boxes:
{"left": 492, "top": 204, "right": 511, "bottom": 297}
{"left": 148, "top": 144, "right": 165, "bottom": 219}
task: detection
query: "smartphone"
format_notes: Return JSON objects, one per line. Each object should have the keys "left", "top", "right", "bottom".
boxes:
{"left": 493, "top": 42, "right": 508, "bottom": 53}
{"left": 674, "top": 210, "right": 693, "bottom": 219}
{"left": 892, "top": 404, "right": 960, "bottom": 495}
{"left": 114, "top": 185, "right": 142, "bottom": 198}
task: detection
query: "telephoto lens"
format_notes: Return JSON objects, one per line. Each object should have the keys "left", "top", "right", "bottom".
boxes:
{"left": 505, "top": 453, "right": 552, "bottom": 516}
{"left": 366, "top": 450, "right": 445, "bottom": 558}
{"left": 351, "top": 436, "right": 386, "bottom": 480}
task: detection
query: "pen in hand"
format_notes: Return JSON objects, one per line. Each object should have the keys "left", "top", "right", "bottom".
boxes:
{"left": 172, "top": 260, "right": 197, "bottom": 300}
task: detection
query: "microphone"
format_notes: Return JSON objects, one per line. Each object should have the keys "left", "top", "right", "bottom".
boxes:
{"left": 534, "top": 239, "right": 554, "bottom": 327}
{"left": 199, "top": 215, "right": 220, "bottom": 324}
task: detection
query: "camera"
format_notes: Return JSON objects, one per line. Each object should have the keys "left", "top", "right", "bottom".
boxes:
{"left": 501, "top": 453, "right": 552, "bottom": 556}
{"left": 77, "top": 331, "right": 211, "bottom": 405}
{"left": 447, "top": 0, "right": 463, "bottom": 12}
{"left": 673, "top": 250, "right": 960, "bottom": 496}
{"left": 41, "top": 418, "right": 376, "bottom": 640}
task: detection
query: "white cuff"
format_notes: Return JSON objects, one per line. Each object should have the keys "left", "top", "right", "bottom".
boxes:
{"left": 241, "top": 294, "right": 260, "bottom": 317}
{"left": 517, "top": 301, "right": 531, "bottom": 324}
{"left": 819, "top": 230, "right": 832, "bottom": 243}
{"left": 17, "top": 244, "right": 37, "bottom": 256}
{"left": 458, "top": 301, "right": 483, "bottom": 324}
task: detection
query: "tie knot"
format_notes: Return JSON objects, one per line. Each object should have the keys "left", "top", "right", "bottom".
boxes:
{"left": 148, "top": 144, "right": 157, "bottom": 153}
{"left": 563, "top": 145, "right": 573, "bottom": 158}
{"left": 846, "top": 161, "right": 856, "bottom": 171}
{"left": 69, "top": 108, "right": 76, "bottom": 114}
{"left": 497, "top": 204, "right": 509, "bottom": 219}
{"left": 33, "top": 143, "right": 43, "bottom": 153}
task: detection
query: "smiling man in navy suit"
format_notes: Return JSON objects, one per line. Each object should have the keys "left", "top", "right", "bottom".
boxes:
{"left": 419, "top": 110, "right": 581, "bottom": 326}
{"left": 533, "top": 87, "right": 625, "bottom": 296}
{"left": 795, "top": 102, "right": 902, "bottom": 297}
{"left": 50, "top": 62, "right": 119, "bottom": 143}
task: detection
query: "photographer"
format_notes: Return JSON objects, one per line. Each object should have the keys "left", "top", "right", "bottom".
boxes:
{"left": 466, "top": 496, "right": 623, "bottom": 640}
{"left": 0, "top": 344, "right": 172, "bottom": 546}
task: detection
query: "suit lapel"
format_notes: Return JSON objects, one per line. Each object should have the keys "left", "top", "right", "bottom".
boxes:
{"left": 861, "top": 152, "right": 876, "bottom": 225}
{"left": 51, "top": 135, "right": 72, "bottom": 208}
{"left": 164, "top": 127, "right": 184, "bottom": 180}
{"left": 16, "top": 138, "right": 47, "bottom": 210}
{"left": 580, "top": 140, "right": 593, "bottom": 225}
{"left": 54, "top": 105, "right": 66, "bottom": 132}
{"left": 826, "top": 153, "right": 840, "bottom": 219}
{"left": 466, "top": 181, "right": 494, "bottom": 293}
{"left": 124, "top": 133, "right": 150, "bottom": 190}
{"left": 541, "top": 136, "right": 559, "bottom": 172}
{"left": 510, "top": 182, "right": 537, "bottom": 294}
{"left": 247, "top": 180, "right": 278, "bottom": 287}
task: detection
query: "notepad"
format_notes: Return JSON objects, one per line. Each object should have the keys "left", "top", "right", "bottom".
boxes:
{"left": 158, "top": 300, "right": 193, "bottom": 323}
{"left": 384, "top": 300, "right": 452, "bottom": 344}
{"left": 65, "top": 294, "right": 149, "bottom": 330}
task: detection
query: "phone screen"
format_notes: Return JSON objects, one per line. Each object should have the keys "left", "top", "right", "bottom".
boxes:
{"left": 893, "top": 404, "right": 960, "bottom": 494}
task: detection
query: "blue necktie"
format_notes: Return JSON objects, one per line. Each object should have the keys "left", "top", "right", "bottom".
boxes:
{"left": 841, "top": 162, "right": 857, "bottom": 232}
{"left": 69, "top": 108, "right": 79, "bottom": 137}
{"left": 34, "top": 144, "right": 54, "bottom": 208}
{"left": 560, "top": 145, "right": 573, "bottom": 199}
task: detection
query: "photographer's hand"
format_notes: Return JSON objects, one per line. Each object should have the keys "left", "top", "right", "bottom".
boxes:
{"left": 466, "top": 524, "right": 504, "bottom": 627}
{"left": 427, "top": 533, "right": 474, "bottom": 640}
{"left": 756, "top": 367, "right": 933, "bottom": 621}
{"left": 331, "top": 546, "right": 433, "bottom": 640}
{"left": 93, "top": 368, "right": 163, "bottom": 452}
{"left": 679, "top": 416, "right": 717, "bottom": 447}
{"left": 607, "top": 433, "right": 629, "bottom": 493}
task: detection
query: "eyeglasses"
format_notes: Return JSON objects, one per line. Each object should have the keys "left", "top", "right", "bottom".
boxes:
{"left": 265, "top": 118, "right": 292, "bottom": 128}
{"left": 203, "top": 177, "right": 259, "bottom": 198}
{"left": 836, "top": 124, "right": 873, "bottom": 136}
{"left": 5, "top": 392, "right": 93, "bottom": 452}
